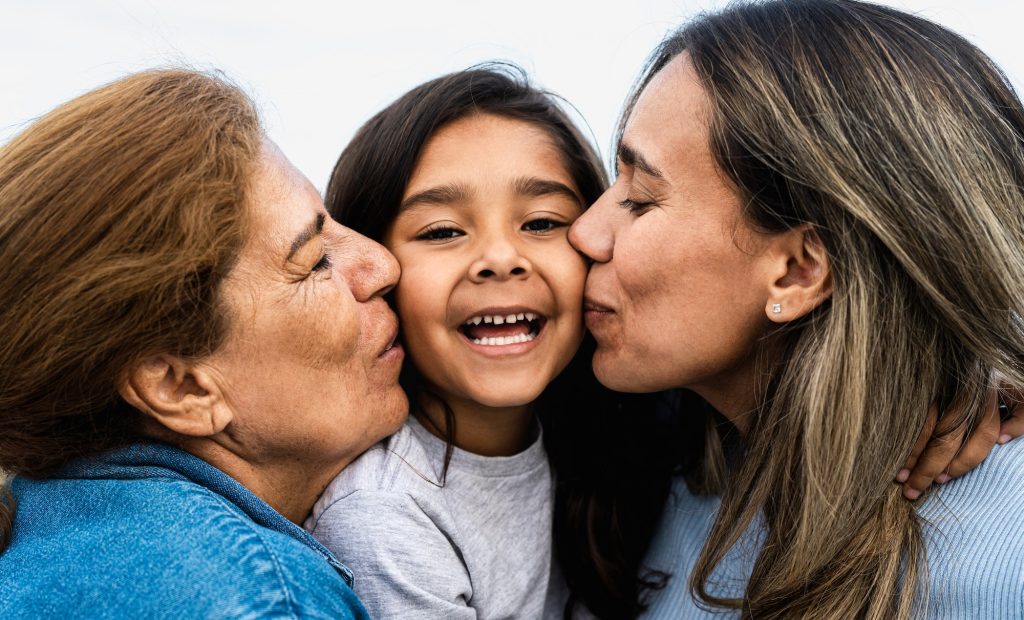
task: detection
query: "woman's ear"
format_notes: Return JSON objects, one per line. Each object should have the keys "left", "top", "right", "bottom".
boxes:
{"left": 764, "top": 225, "right": 832, "bottom": 322}
{"left": 119, "top": 355, "right": 233, "bottom": 437}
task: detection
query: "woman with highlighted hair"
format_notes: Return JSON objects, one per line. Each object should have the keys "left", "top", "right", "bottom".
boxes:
{"left": 568, "top": 1, "right": 1024, "bottom": 617}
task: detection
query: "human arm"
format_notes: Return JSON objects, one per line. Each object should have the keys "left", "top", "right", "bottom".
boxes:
{"left": 897, "top": 381, "right": 1024, "bottom": 500}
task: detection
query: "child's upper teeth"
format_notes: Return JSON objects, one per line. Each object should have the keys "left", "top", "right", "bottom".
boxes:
{"left": 464, "top": 313, "right": 539, "bottom": 326}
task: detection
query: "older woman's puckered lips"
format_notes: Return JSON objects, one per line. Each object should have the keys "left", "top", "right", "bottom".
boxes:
{"left": 376, "top": 308, "right": 402, "bottom": 360}
{"left": 582, "top": 296, "right": 615, "bottom": 330}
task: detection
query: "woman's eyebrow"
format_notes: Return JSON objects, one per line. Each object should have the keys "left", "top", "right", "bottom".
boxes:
{"left": 400, "top": 183, "right": 470, "bottom": 211}
{"left": 618, "top": 141, "right": 665, "bottom": 180}
{"left": 512, "top": 176, "right": 581, "bottom": 204}
{"left": 287, "top": 212, "right": 325, "bottom": 261}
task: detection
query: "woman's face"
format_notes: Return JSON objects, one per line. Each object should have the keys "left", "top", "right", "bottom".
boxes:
{"left": 384, "top": 113, "right": 587, "bottom": 409}
{"left": 569, "top": 55, "right": 775, "bottom": 404}
{"left": 205, "top": 141, "right": 407, "bottom": 469}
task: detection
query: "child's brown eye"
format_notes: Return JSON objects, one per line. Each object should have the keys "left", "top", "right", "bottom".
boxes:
{"left": 523, "top": 218, "right": 563, "bottom": 232}
{"left": 415, "top": 224, "right": 464, "bottom": 241}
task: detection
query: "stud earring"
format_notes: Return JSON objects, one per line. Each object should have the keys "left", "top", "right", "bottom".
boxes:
{"left": 771, "top": 303, "right": 782, "bottom": 314}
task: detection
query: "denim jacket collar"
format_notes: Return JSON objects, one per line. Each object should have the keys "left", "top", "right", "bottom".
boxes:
{"left": 60, "top": 442, "right": 355, "bottom": 586}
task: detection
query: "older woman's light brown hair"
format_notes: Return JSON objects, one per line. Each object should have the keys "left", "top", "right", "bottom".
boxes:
{"left": 622, "top": 0, "right": 1024, "bottom": 617}
{"left": 0, "top": 69, "right": 262, "bottom": 550}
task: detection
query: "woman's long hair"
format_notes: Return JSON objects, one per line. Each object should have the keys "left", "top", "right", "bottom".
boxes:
{"left": 0, "top": 69, "right": 262, "bottom": 552}
{"left": 623, "top": 1, "right": 1024, "bottom": 617}
{"left": 326, "top": 63, "right": 682, "bottom": 618}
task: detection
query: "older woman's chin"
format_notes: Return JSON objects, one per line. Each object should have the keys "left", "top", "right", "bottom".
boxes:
{"left": 364, "top": 345, "right": 410, "bottom": 439}
{"left": 378, "top": 383, "right": 411, "bottom": 437}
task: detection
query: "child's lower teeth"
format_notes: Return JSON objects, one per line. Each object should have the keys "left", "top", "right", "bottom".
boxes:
{"left": 472, "top": 333, "right": 536, "bottom": 346}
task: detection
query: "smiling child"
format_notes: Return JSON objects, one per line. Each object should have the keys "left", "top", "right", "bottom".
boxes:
{"left": 303, "top": 66, "right": 675, "bottom": 618}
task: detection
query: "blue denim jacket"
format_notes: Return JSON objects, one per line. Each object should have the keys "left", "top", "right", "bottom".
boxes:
{"left": 0, "top": 443, "right": 370, "bottom": 619}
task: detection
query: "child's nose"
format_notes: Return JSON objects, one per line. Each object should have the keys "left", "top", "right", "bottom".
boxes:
{"left": 468, "top": 237, "right": 532, "bottom": 283}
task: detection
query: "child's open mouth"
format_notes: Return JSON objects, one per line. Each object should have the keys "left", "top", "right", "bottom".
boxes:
{"left": 458, "top": 312, "right": 546, "bottom": 346}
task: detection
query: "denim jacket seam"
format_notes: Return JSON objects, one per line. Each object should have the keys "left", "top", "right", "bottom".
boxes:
{"left": 198, "top": 487, "right": 304, "bottom": 619}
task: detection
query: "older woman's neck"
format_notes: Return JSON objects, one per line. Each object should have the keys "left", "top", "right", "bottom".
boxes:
{"left": 177, "top": 437, "right": 343, "bottom": 524}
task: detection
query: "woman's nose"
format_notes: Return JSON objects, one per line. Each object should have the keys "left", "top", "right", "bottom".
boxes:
{"left": 468, "top": 234, "right": 532, "bottom": 283}
{"left": 568, "top": 191, "right": 616, "bottom": 263}
{"left": 345, "top": 229, "right": 401, "bottom": 301}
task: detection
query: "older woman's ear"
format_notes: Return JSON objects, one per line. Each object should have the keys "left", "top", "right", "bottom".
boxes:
{"left": 764, "top": 225, "right": 832, "bottom": 322}
{"left": 119, "top": 356, "right": 233, "bottom": 438}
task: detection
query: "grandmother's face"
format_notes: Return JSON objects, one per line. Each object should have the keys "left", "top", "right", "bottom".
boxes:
{"left": 206, "top": 141, "right": 407, "bottom": 470}
{"left": 569, "top": 55, "right": 774, "bottom": 399}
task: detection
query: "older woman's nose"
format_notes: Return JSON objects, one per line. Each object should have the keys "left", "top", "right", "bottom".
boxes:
{"left": 568, "top": 194, "right": 616, "bottom": 263}
{"left": 347, "top": 231, "right": 401, "bottom": 301}
{"left": 468, "top": 236, "right": 532, "bottom": 283}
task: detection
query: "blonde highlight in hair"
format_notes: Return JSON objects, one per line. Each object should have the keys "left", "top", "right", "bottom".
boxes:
{"left": 0, "top": 69, "right": 262, "bottom": 550}
{"left": 625, "top": 1, "right": 1024, "bottom": 617}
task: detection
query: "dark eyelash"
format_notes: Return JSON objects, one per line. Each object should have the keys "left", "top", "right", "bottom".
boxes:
{"left": 312, "top": 254, "right": 332, "bottom": 272}
{"left": 522, "top": 218, "right": 566, "bottom": 232}
{"left": 618, "top": 198, "right": 653, "bottom": 213}
{"left": 415, "top": 224, "right": 463, "bottom": 241}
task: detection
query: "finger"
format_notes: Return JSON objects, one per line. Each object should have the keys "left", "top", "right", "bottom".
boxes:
{"left": 945, "top": 393, "right": 1000, "bottom": 479}
{"left": 999, "top": 403, "right": 1024, "bottom": 444}
{"left": 903, "top": 430, "right": 962, "bottom": 500}
{"left": 898, "top": 404, "right": 937, "bottom": 484}
{"left": 996, "top": 374, "right": 1024, "bottom": 443}
{"left": 903, "top": 394, "right": 982, "bottom": 499}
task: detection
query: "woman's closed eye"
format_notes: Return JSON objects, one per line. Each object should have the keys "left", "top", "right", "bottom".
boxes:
{"left": 311, "top": 253, "right": 332, "bottom": 272}
{"left": 618, "top": 197, "right": 654, "bottom": 214}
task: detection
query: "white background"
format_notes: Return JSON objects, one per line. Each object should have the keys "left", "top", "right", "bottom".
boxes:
{"left": 3, "top": 0, "right": 1021, "bottom": 191}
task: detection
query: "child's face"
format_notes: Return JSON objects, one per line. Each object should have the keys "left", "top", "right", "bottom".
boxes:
{"left": 383, "top": 113, "right": 587, "bottom": 408}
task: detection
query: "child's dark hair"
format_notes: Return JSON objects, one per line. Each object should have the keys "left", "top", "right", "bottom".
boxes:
{"left": 325, "top": 62, "right": 684, "bottom": 618}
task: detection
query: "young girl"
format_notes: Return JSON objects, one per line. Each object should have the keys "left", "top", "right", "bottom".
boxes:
{"left": 304, "top": 65, "right": 677, "bottom": 619}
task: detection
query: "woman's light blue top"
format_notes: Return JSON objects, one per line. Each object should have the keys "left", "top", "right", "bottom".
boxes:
{"left": 641, "top": 438, "right": 1024, "bottom": 618}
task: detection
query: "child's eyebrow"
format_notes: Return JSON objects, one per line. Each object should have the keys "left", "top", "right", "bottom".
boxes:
{"left": 512, "top": 176, "right": 582, "bottom": 205}
{"left": 400, "top": 183, "right": 470, "bottom": 211}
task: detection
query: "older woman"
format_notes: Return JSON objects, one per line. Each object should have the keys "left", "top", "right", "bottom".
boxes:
{"left": 570, "top": 0, "right": 1024, "bottom": 618}
{"left": 0, "top": 70, "right": 407, "bottom": 618}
